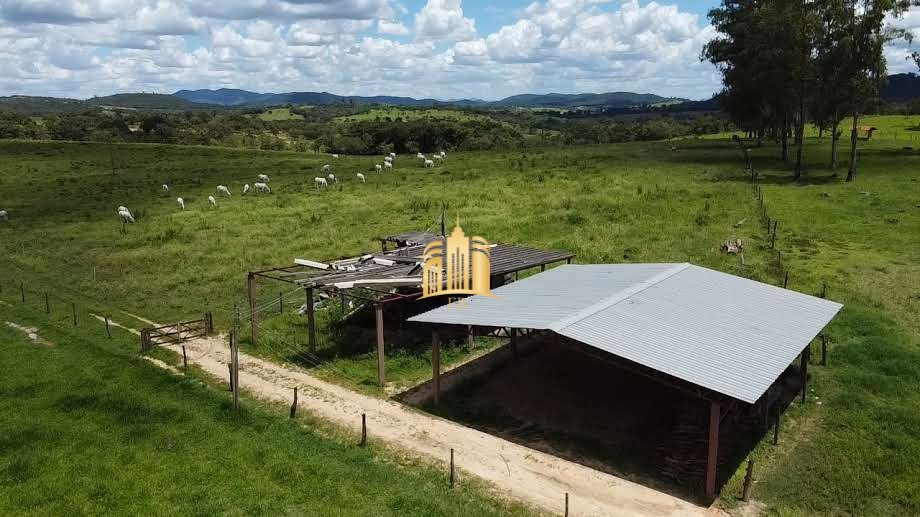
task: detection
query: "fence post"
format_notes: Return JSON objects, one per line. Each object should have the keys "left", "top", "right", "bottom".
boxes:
{"left": 742, "top": 459, "right": 754, "bottom": 502}
{"left": 565, "top": 492, "right": 569, "bottom": 517}
{"left": 71, "top": 303, "right": 77, "bottom": 326}
{"left": 279, "top": 292, "right": 283, "bottom": 314}
{"left": 773, "top": 412, "right": 780, "bottom": 445}
{"left": 248, "top": 273, "right": 259, "bottom": 346}
{"left": 821, "top": 334, "right": 828, "bottom": 366}
{"left": 230, "top": 329, "right": 240, "bottom": 411}
{"left": 182, "top": 345, "right": 188, "bottom": 369}
{"left": 20, "top": 282, "right": 25, "bottom": 302}
{"left": 290, "top": 387, "right": 298, "bottom": 418}
{"left": 783, "top": 271, "right": 789, "bottom": 289}
{"left": 105, "top": 316, "right": 112, "bottom": 338}
{"left": 450, "top": 448, "right": 455, "bottom": 488}
{"left": 44, "top": 293, "right": 50, "bottom": 314}
{"left": 360, "top": 413, "right": 367, "bottom": 447}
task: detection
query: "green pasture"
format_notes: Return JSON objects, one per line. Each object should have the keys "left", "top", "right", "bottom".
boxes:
{"left": 0, "top": 114, "right": 919, "bottom": 514}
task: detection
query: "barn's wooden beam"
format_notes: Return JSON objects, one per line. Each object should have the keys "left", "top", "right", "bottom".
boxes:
{"left": 706, "top": 400, "right": 721, "bottom": 498}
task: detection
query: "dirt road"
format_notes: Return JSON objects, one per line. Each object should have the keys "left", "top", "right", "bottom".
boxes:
{"left": 166, "top": 334, "right": 717, "bottom": 517}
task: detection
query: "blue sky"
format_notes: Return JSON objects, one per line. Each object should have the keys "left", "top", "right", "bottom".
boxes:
{"left": 0, "top": 0, "right": 916, "bottom": 101}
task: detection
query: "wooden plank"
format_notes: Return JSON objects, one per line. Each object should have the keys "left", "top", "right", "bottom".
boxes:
{"left": 706, "top": 400, "right": 721, "bottom": 498}
{"left": 432, "top": 329, "right": 441, "bottom": 405}
{"left": 376, "top": 303, "right": 385, "bottom": 387}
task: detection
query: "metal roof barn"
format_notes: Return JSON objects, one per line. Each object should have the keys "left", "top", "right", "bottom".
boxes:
{"left": 409, "top": 263, "right": 843, "bottom": 405}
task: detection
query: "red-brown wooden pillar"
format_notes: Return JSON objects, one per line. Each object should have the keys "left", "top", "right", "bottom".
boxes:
{"left": 376, "top": 302, "right": 385, "bottom": 386}
{"left": 706, "top": 400, "right": 721, "bottom": 498}
{"left": 432, "top": 329, "right": 441, "bottom": 405}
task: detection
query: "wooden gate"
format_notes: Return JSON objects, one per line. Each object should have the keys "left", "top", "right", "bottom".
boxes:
{"left": 140, "top": 312, "right": 213, "bottom": 353}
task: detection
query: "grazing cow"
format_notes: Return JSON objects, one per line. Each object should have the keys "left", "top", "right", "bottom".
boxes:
{"left": 162, "top": 184, "right": 169, "bottom": 192}
{"left": 322, "top": 164, "right": 331, "bottom": 173}
{"left": 217, "top": 185, "right": 231, "bottom": 197}
{"left": 258, "top": 174, "right": 270, "bottom": 183}
{"left": 375, "top": 164, "right": 383, "bottom": 172}
{"left": 424, "top": 159, "right": 434, "bottom": 168}
{"left": 327, "top": 173, "right": 336, "bottom": 184}
{"left": 357, "top": 173, "right": 366, "bottom": 183}
{"left": 315, "top": 177, "right": 328, "bottom": 188}
{"left": 243, "top": 183, "right": 251, "bottom": 195}
{"left": 389, "top": 152, "right": 396, "bottom": 159}
{"left": 0, "top": 210, "right": 8, "bottom": 221}
{"left": 208, "top": 196, "right": 217, "bottom": 207}
{"left": 176, "top": 197, "right": 185, "bottom": 210}
{"left": 254, "top": 182, "right": 271, "bottom": 193}
{"left": 332, "top": 154, "right": 339, "bottom": 159}
{"left": 384, "top": 161, "right": 393, "bottom": 169}
{"left": 117, "top": 207, "right": 135, "bottom": 223}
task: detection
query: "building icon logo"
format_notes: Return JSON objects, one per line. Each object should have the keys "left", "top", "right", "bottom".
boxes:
{"left": 421, "top": 215, "right": 494, "bottom": 300}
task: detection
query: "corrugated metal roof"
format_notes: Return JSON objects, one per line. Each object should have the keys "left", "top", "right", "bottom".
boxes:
{"left": 409, "top": 264, "right": 843, "bottom": 403}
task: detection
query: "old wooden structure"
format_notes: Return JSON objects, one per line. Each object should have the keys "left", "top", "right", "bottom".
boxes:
{"left": 246, "top": 231, "right": 573, "bottom": 385}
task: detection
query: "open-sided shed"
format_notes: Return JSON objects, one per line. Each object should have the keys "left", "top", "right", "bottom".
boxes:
{"left": 409, "top": 263, "right": 842, "bottom": 497}
{"left": 245, "top": 232, "right": 573, "bottom": 385}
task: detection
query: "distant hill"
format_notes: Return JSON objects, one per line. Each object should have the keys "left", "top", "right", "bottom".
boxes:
{"left": 85, "top": 93, "right": 209, "bottom": 110}
{"left": 0, "top": 95, "right": 86, "bottom": 114}
{"left": 173, "top": 88, "right": 681, "bottom": 109}
{"left": 882, "top": 73, "right": 920, "bottom": 103}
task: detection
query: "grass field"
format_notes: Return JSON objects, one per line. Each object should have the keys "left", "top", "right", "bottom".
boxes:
{"left": 335, "top": 108, "right": 491, "bottom": 123}
{"left": 256, "top": 108, "right": 305, "bottom": 121}
{"left": 0, "top": 291, "right": 535, "bottom": 516}
{"left": 1, "top": 114, "right": 919, "bottom": 515}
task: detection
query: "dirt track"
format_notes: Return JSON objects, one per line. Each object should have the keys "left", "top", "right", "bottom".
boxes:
{"left": 165, "top": 334, "right": 719, "bottom": 517}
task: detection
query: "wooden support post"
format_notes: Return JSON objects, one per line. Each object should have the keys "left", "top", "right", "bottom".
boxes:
{"left": 279, "top": 291, "right": 283, "bottom": 314}
{"left": 540, "top": 264, "right": 546, "bottom": 272}
{"left": 565, "top": 492, "right": 569, "bottom": 517}
{"left": 773, "top": 412, "right": 781, "bottom": 445}
{"left": 449, "top": 448, "right": 455, "bottom": 488}
{"left": 228, "top": 364, "right": 233, "bottom": 391}
{"left": 742, "top": 459, "right": 754, "bottom": 502}
{"left": 230, "top": 329, "right": 240, "bottom": 411}
{"left": 510, "top": 327, "right": 518, "bottom": 358}
{"left": 566, "top": 257, "right": 572, "bottom": 264}
{"left": 375, "top": 303, "right": 385, "bottom": 387}
{"left": 306, "top": 288, "right": 316, "bottom": 354}
{"left": 432, "top": 329, "right": 441, "bottom": 405}
{"left": 182, "top": 345, "right": 188, "bottom": 369}
{"left": 360, "top": 413, "right": 367, "bottom": 447}
{"left": 105, "top": 316, "right": 112, "bottom": 338}
{"left": 771, "top": 225, "right": 777, "bottom": 249}
{"left": 467, "top": 325, "right": 474, "bottom": 351}
{"left": 821, "top": 334, "right": 828, "bottom": 366}
{"left": 290, "top": 387, "right": 298, "bottom": 418}
{"left": 20, "top": 282, "right": 25, "bottom": 302}
{"left": 44, "top": 293, "right": 50, "bottom": 314}
{"left": 248, "top": 273, "right": 259, "bottom": 345}
{"left": 801, "top": 346, "right": 810, "bottom": 404}
{"left": 705, "top": 400, "right": 721, "bottom": 498}
{"left": 71, "top": 303, "right": 77, "bottom": 326}
{"left": 783, "top": 271, "right": 789, "bottom": 289}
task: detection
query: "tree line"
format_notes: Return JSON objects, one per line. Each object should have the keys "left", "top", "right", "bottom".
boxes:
{"left": 0, "top": 107, "right": 730, "bottom": 153}
{"left": 704, "top": 0, "right": 917, "bottom": 182}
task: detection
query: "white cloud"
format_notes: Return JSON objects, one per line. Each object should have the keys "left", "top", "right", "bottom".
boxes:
{"left": 415, "top": 0, "right": 475, "bottom": 41}
{"left": 378, "top": 19, "right": 409, "bottom": 36}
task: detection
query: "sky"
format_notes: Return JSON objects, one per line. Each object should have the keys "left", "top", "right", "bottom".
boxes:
{"left": 0, "top": 0, "right": 917, "bottom": 101}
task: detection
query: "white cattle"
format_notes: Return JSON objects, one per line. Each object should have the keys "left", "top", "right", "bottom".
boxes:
{"left": 434, "top": 154, "right": 444, "bottom": 162}
{"left": 417, "top": 152, "right": 425, "bottom": 160}
{"left": 162, "top": 184, "right": 169, "bottom": 192}
{"left": 389, "top": 152, "right": 396, "bottom": 159}
{"left": 254, "top": 182, "right": 271, "bottom": 193}
{"left": 117, "top": 207, "right": 134, "bottom": 223}
{"left": 217, "top": 185, "right": 231, "bottom": 197}
{"left": 332, "top": 154, "right": 339, "bottom": 159}
{"left": 356, "top": 173, "right": 366, "bottom": 183}
{"left": 384, "top": 155, "right": 393, "bottom": 163}
{"left": 424, "top": 159, "right": 434, "bottom": 168}
{"left": 315, "top": 177, "right": 328, "bottom": 188}
{"left": 176, "top": 197, "right": 185, "bottom": 210}
{"left": 208, "top": 195, "right": 217, "bottom": 207}
{"left": 258, "top": 174, "right": 270, "bottom": 183}
{"left": 322, "top": 164, "right": 331, "bottom": 173}
{"left": 327, "top": 173, "right": 336, "bottom": 184}
{"left": 242, "top": 183, "right": 251, "bottom": 195}
{"left": 375, "top": 164, "right": 383, "bottom": 172}
{"left": 0, "top": 210, "right": 8, "bottom": 221}
{"left": 384, "top": 162, "right": 393, "bottom": 169}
